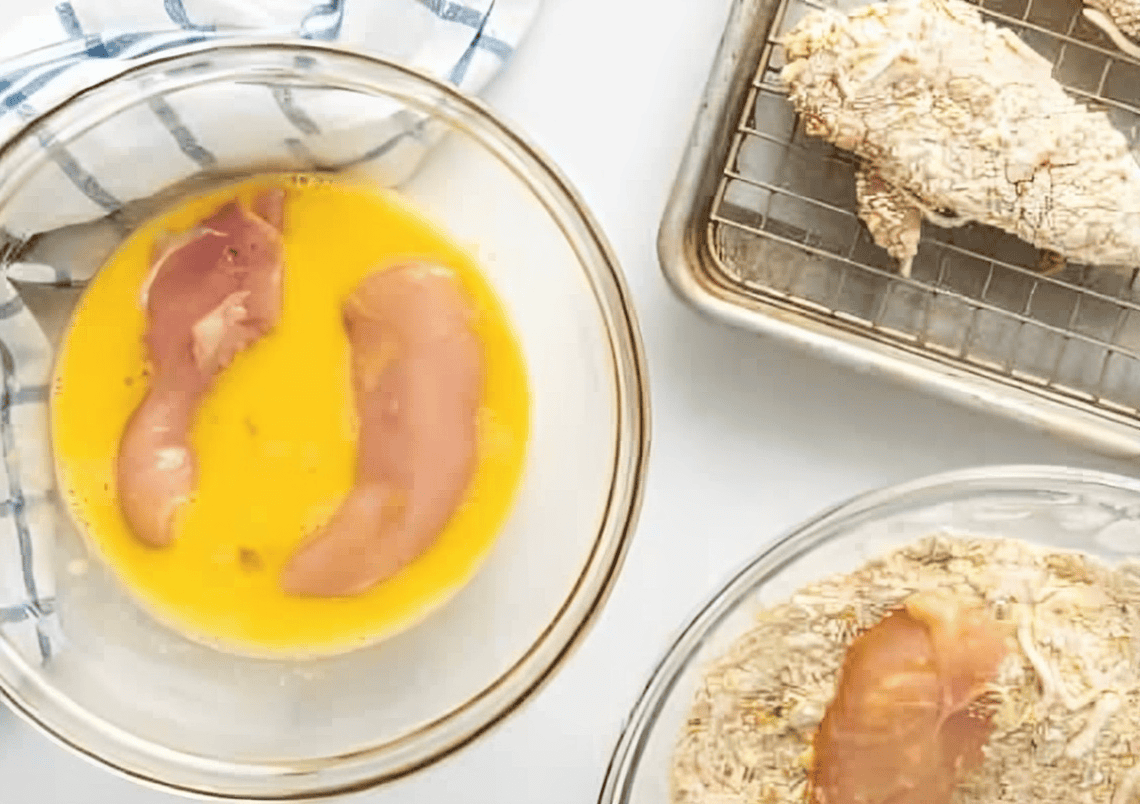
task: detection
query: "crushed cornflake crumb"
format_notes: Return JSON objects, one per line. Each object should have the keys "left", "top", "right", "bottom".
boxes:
{"left": 671, "top": 535, "right": 1140, "bottom": 804}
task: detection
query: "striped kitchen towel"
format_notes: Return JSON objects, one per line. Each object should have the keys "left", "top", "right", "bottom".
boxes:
{"left": 0, "top": 0, "right": 540, "bottom": 666}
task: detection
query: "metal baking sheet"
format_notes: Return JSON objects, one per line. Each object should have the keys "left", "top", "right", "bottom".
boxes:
{"left": 660, "top": 0, "right": 1140, "bottom": 458}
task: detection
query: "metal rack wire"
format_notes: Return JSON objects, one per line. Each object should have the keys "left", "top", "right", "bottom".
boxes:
{"left": 707, "top": 0, "right": 1140, "bottom": 416}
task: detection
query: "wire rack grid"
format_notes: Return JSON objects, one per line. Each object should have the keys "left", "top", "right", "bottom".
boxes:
{"left": 706, "top": 0, "right": 1140, "bottom": 419}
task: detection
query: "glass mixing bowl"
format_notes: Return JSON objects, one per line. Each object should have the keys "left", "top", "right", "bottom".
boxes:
{"left": 598, "top": 466, "right": 1140, "bottom": 804}
{"left": 0, "top": 40, "right": 649, "bottom": 799}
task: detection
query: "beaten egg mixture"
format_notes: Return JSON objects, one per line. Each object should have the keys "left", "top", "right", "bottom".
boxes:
{"left": 51, "top": 174, "right": 529, "bottom": 657}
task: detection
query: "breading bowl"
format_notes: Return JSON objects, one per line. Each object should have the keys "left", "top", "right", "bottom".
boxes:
{"left": 598, "top": 465, "right": 1140, "bottom": 804}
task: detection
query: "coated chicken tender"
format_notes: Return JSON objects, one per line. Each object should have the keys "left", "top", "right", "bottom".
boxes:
{"left": 1083, "top": 0, "right": 1140, "bottom": 58}
{"left": 281, "top": 263, "right": 484, "bottom": 598}
{"left": 810, "top": 591, "right": 1009, "bottom": 804}
{"left": 780, "top": 0, "right": 1140, "bottom": 277}
{"left": 117, "top": 190, "right": 285, "bottom": 547}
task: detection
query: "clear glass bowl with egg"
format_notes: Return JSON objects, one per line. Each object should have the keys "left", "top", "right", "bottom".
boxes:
{"left": 599, "top": 465, "right": 1140, "bottom": 804}
{"left": 0, "top": 39, "right": 649, "bottom": 799}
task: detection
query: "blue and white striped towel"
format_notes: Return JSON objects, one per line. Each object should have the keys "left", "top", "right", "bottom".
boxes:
{"left": 0, "top": 0, "right": 539, "bottom": 667}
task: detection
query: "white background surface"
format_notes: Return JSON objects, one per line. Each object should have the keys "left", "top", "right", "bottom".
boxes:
{"left": 4, "top": 0, "right": 1140, "bottom": 800}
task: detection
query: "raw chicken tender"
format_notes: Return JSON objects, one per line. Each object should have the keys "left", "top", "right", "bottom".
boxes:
{"left": 281, "top": 263, "right": 484, "bottom": 598}
{"left": 780, "top": 0, "right": 1140, "bottom": 276}
{"left": 809, "top": 590, "right": 1009, "bottom": 804}
{"left": 117, "top": 189, "right": 285, "bottom": 547}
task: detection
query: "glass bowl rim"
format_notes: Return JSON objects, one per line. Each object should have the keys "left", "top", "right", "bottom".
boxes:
{"left": 596, "top": 463, "right": 1140, "bottom": 804}
{"left": 0, "top": 36, "right": 652, "bottom": 800}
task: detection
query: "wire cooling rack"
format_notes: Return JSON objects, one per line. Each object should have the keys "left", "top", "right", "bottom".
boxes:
{"left": 661, "top": 0, "right": 1140, "bottom": 456}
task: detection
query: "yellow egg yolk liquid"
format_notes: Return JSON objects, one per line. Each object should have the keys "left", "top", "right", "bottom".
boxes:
{"left": 51, "top": 174, "right": 530, "bottom": 658}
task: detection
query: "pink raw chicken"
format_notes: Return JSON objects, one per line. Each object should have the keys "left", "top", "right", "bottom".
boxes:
{"left": 117, "top": 189, "right": 285, "bottom": 548}
{"left": 281, "top": 263, "right": 484, "bottom": 598}
{"left": 810, "top": 591, "right": 1009, "bottom": 804}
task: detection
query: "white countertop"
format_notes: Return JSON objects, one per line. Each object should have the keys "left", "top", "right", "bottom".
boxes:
{"left": 4, "top": 0, "right": 1139, "bottom": 800}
